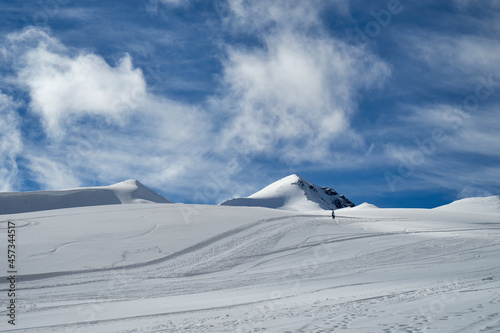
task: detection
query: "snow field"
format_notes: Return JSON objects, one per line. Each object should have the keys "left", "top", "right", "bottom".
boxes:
{"left": 0, "top": 203, "right": 499, "bottom": 332}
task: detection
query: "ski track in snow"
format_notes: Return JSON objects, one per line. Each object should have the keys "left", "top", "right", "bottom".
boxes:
{"left": 1, "top": 205, "right": 499, "bottom": 332}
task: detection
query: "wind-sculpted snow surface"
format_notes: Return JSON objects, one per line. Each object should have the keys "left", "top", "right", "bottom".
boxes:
{"left": 221, "top": 174, "right": 355, "bottom": 210}
{"left": 0, "top": 179, "right": 170, "bottom": 215}
{"left": 1, "top": 202, "right": 499, "bottom": 332}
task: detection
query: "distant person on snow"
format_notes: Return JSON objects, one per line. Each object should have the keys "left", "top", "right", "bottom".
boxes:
{"left": 331, "top": 210, "right": 335, "bottom": 220}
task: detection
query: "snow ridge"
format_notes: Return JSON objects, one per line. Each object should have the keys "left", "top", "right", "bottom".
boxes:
{"left": 0, "top": 179, "right": 171, "bottom": 215}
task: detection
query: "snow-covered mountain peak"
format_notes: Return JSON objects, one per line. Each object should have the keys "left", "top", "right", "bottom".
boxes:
{"left": 248, "top": 174, "right": 301, "bottom": 198}
{"left": 221, "top": 174, "right": 355, "bottom": 211}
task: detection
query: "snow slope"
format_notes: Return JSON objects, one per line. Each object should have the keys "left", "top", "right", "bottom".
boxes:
{"left": 0, "top": 180, "right": 170, "bottom": 215}
{"left": 434, "top": 195, "right": 500, "bottom": 213}
{"left": 221, "top": 174, "right": 355, "bottom": 211}
{"left": 1, "top": 202, "right": 499, "bottom": 332}
{"left": 339, "top": 202, "right": 379, "bottom": 210}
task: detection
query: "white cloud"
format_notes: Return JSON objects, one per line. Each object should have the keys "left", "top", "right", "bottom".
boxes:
{"left": 227, "top": 0, "right": 321, "bottom": 32}
{"left": 217, "top": 1, "right": 390, "bottom": 162}
{"left": 453, "top": 0, "right": 500, "bottom": 10}
{"left": 418, "top": 105, "right": 500, "bottom": 158}
{"left": 4, "top": 8, "right": 390, "bottom": 197}
{"left": 0, "top": 6, "right": 386, "bottom": 199}
{"left": 373, "top": 16, "right": 500, "bottom": 197}
{"left": 0, "top": 91, "right": 22, "bottom": 192}
{"left": 16, "top": 91, "right": 221, "bottom": 196}
{"left": 146, "top": 0, "right": 190, "bottom": 14}
{"left": 402, "top": 29, "right": 500, "bottom": 90}
{"left": 11, "top": 28, "right": 146, "bottom": 136}
{"left": 160, "top": 0, "right": 184, "bottom": 4}
{"left": 75, "top": 96, "right": 215, "bottom": 183}
{"left": 26, "top": 155, "right": 82, "bottom": 190}
{"left": 5, "top": 27, "right": 222, "bottom": 196}
{"left": 422, "top": 36, "right": 499, "bottom": 74}
{"left": 377, "top": 100, "right": 500, "bottom": 198}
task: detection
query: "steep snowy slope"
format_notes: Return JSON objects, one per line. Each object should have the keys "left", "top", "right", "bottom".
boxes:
{"left": 0, "top": 179, "right": 170, "bottom": 215}
{"left": 221, "top": 174, "right": 355, "bottom": 211}
{"left": 434, "top": 195, "right": 500, "bottom": 213}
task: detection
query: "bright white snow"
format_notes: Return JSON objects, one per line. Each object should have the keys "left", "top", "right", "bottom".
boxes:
{"left": 434, "top": 195, "right": 500, "bottom": 214}
{"left": 1, "top": 197, "right": 499, "bottom": 332}
{"left": 0, "top": 179, "right": 170, "bottom": 215}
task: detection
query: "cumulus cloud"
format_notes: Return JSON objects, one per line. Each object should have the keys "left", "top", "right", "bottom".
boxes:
{"left": 217, "top": 0, "right": 390, "bottom": 162}
{"left": 10, "top": 28, "right": 147, "bottom": 136}
{"left": 3, "top": 5, "right": 390, "bottom": 197}
{"left": 0, "top": 92, "right": 22, "bottom": 192}
{"left": 4, "top": 27, "right": 219, "bottom": 197}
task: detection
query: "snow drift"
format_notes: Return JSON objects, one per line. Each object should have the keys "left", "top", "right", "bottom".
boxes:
{"left": 0, "top": 179, "right": 171, "bottom": 215}
{"left": 220, "top": 174, "right": 355, "bottom": 211}
{"left": 434, "top": 195, "right": 500, "bottom": 213}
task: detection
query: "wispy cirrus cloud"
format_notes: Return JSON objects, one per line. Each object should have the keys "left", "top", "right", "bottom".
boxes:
{"left": 216, "top": 0, "right": 390, "bottom": 162}
{"left": 395, "top": 5, "right": 500, "bottom": 92}
{"left": 25, "top": 155, "right": 82, "bottom": 190}
{"left": 452, "top": 0, "right": 500, "bottom": 10}
{"left": 405, "top": 33, "right": 500, "bottom": 87}
{"left": 363, "top": 3, "right": 500, "bottom": 200}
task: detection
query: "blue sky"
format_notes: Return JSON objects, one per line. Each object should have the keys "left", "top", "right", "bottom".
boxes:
{"left": 0, "top": 0, "right": 499, "bottom": 208}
